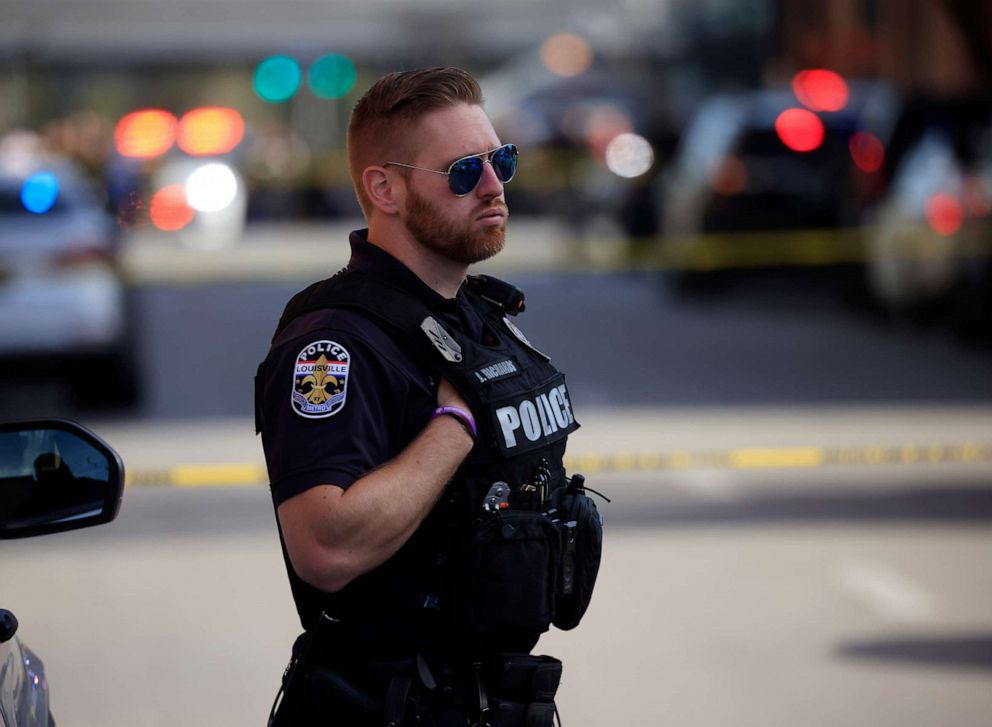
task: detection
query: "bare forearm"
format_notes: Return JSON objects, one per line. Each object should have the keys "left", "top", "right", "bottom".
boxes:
{"left": 333, "top": 416, "right": 470, "bottom": 561}
{"left": 279, "top": 415, "right": 472, "bottom": 592}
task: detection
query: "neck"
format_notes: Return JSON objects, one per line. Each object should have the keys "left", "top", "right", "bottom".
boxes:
{"left": 367, "top": 219, "right": 467, "bottom": 299}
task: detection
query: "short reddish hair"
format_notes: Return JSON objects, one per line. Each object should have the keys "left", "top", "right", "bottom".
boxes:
{"left": 347, "top": 67, "right": 484, "bottom": 218}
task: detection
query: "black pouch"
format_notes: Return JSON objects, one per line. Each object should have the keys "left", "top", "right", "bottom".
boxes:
{"left": 305, "top": 667, "right": 382, "bottom": 722}
{"left": 459, "top": 511, "right": 560, "bottom": 636}
{"left": 551, "top": 477, "right": 603, "bottom": 630}
{"left": 491, "top": 699, "right": 556, "bottom": 727}
{"left": 484, "top": 654, "right": 562, "bottom": 703}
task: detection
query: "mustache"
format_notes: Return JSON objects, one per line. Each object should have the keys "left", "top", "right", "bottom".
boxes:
{"left": 476, "top": 201, "right": 509, "bottom": 216}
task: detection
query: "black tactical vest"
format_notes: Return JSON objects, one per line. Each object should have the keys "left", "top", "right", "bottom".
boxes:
{"left": 259, "top": 268, "right": 602, "bottom": 656}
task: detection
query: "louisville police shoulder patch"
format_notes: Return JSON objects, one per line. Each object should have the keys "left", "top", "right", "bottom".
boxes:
{"left": 291, "top": 340, "right": 350, "bottom": 418}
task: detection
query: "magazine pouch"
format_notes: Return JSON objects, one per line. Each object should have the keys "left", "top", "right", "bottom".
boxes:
{"left": 459, "top": 511, "right": 560, "bottom": 637}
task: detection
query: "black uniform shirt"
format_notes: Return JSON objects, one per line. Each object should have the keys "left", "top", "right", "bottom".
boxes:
{"left": 261, "top": 229, "right": 485, "bottom": 508}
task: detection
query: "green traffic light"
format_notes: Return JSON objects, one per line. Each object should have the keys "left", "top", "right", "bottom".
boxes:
{"left": 254, "top": 56, "right": 302, "bottom": 103}
{"left": 308, "top": 54, "right": 357, "bottom": 100}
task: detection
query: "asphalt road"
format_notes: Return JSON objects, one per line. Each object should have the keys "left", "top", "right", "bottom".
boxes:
{"left": 3, "top": 263, "right": 992, "bottom": 422}
{"left": 131, "top": 270, "right": 992, "bottom": 419}
{"left": 3, "top": 466, "right": 990, "bottom": 727}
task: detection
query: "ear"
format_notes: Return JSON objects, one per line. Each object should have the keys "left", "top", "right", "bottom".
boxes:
{"left": 363, "top": 166, "right": 403, "bottom": 216}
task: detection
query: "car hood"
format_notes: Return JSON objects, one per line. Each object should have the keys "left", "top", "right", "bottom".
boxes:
{"left": 0, "top": 635, "right": 49, "bottom": 727}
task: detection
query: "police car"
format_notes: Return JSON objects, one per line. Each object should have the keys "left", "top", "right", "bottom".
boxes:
{"left": 0, "top": 136, "right": 136, "bottom": 405}
{"left": 0, "top": 420, "right": 125, "bottom": 727}
{"left": 660, "top": 82, "right": 899, "bottom": 290}
{"left": 865, "top": 104, "right": 992, "bottom": 340}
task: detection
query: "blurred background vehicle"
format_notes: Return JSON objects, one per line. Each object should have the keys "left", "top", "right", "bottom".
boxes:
{"left": 0, "top": 419, "right": 125, "bottom": 727}
{"left": 108, "top": 106, "right": 250, "bottom": 248}
{"left": 865, "top": 97, "right": 992, "bottom": 341}
{"left": 652, "top": 77, "right": 901, "bottom": 300}
{"left": 147, "top": 156, "right": 248, "bottom": 249}
{"left": 0, "top": 135, "right": 137, "bottom": 406}
{"left": 661, "top": 80, "right": 897, "bottom": 252}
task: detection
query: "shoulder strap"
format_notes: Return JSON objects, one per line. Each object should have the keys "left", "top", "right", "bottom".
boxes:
{"left": 274, "top": 269, "right": 527, "bottom": 342}
{"left": 271, "top": 269, "right": 529, "bottom": 371}
{"left": 272, "top": 268, "right": 426, "bottom": 346}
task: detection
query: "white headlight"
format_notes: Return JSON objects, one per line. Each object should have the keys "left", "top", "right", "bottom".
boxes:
{"left": 605, "top": 133, "right": 654, "bottom": 178}
{"left": 185, "top": 163, "right": 238, "bottom": 212}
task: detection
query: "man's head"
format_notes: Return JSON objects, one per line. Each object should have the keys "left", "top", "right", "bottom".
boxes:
{"left": 347, "top": 67, "right": 511, "bottom": 265}
{"left": 348, "top": 67, "right": 483, "bottom": 216}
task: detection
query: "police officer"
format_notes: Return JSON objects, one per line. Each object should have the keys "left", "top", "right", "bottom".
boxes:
{"left": 256, "top": 67, "right": 603, "bottom": 727}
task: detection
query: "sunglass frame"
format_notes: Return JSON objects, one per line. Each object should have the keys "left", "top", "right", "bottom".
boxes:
{"left": 384, "top": 143, "right": 518, "bottom": 196}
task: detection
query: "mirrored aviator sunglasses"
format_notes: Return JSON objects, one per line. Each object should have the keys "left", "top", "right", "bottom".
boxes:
{"left": 446, "top": 144, "right": 518, "bottom": 196}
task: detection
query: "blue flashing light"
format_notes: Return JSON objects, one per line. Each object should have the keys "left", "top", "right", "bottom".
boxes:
{"left": 308, "top": 54, "right": 357, "bottom": 99}
{"left": 21, "top": 172, "right": 60, "bottom": 214}
{"left": 254, "top": 56, "right": 303, "bottom": 103}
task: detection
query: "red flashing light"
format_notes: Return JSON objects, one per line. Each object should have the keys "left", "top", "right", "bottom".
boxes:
{"left": 925, "top": 193, "right": 964, "bottom": 236}
{"left": 150, "top": 185, "right": 194, "bottom": 231}
{"left": 177, "top": 107, "right": 245, "bottom": 156}
{"left": 775, "top": 109, "right": 825, "bottom": 152}
{"left": 792, "top": 69, "right": 849, "bottom": 112}
{"left": 115, "top": 110, "right": 177, "bottom": 159}
{"left": 849, "top": 131, "right": 885, "bottom": 173}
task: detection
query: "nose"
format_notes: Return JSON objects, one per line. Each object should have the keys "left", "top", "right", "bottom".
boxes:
{"left": 475, "top": 159, "right": 504, "bottom": 199}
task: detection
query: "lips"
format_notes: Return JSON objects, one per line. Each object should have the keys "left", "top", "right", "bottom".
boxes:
{"left": 477, "top": 205, "right": 508, "bottom": 221}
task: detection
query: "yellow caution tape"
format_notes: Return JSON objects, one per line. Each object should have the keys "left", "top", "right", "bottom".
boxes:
{"left": 169, "top": 464, "right": 268, "bottom": 487}
{"left": 123, "top": 442, "right": 992, "bottom": 488}
{"left": 628, "top": 226, "right": 992, "bottom": 272}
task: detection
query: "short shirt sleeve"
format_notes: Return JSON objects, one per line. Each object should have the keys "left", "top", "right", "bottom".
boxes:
{"left": 260, "top": 309, "right": 426, "bottom": 506}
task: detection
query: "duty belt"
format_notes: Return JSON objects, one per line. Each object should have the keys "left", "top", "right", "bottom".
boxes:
{"left": 270, "top": 614, "right": 563, "bottom": 727}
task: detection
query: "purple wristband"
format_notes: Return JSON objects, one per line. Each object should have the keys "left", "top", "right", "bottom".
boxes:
{"left": 432, "top": 406, "right": 477, "bottom": 439}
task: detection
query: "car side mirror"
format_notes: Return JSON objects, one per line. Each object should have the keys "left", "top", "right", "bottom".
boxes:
{"left": 0, "top": 419, "right": 124, "bottom": 539}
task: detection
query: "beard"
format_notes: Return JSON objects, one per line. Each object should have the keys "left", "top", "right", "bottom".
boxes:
{"left": 404, "top": 187, "right": 507, "bottom": 265}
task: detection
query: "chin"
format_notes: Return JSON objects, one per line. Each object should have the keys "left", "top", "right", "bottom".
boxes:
{"left": 464, "top": 229, "right": 505, "bottom": 264}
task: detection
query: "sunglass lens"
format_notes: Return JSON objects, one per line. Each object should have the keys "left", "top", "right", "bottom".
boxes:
{"left": 492, "top": 145, "right": 517, "bottom": 183}
{"left": 448, "top": 156, "right": 483, "bottom": 196}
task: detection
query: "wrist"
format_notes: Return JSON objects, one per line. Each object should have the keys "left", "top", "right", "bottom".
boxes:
{"left": 431, "top": 405, "right": 477, "bottom": 440}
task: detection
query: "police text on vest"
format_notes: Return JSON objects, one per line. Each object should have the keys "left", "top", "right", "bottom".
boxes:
{"left": 495, "top": 384, "right": 574, "bottom": 449}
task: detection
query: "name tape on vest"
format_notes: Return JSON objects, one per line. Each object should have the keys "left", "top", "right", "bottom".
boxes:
{"left": 473, "top": 359, "right": 519, "bottom": 384}
{"left": 495, "top": 383, "right": 575, "bottom": 450}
